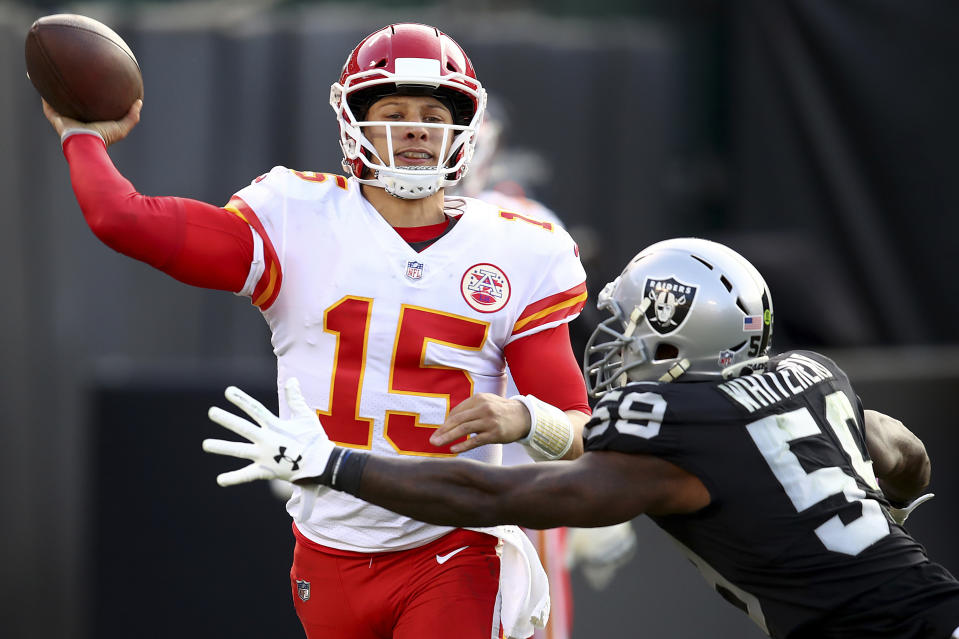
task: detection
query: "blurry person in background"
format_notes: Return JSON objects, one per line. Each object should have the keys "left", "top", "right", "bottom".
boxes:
{"left": 205, "top": 237, "right": 958, "bottom": 639}
{"left": 457, "top": 96, "right": 605, "bottom": 368}
{"left": 455, "top": 96, "right": 636, "bottom": 639}
{"left": 456, "top": 96, "right": 563, "bottom": 228}
{"left": 44, "top": 23, "right": 592, "bottom": 639}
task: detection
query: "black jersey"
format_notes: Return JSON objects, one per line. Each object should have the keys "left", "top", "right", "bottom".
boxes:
{"left": 584, "top": 350, "right": 948, "bottom": 638}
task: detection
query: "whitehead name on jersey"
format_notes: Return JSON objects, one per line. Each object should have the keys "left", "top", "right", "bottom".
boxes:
{"left": 229, "top": 168, "right": 587, "bottom": 552}
{"left": 584, "top": 351, "right": 929, "bottom": 638}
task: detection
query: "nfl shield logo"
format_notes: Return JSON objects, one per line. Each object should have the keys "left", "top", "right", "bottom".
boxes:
{"left": 718, "top": 349, "right": 734, "bottom": 367}
{"left": 406, "top": 260, "right": 424, "bottom": 281}
{"left": 296, "top": 579, "right": 311, "bottom": 602}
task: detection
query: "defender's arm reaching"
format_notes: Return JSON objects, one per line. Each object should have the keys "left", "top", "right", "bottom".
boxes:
{"left": 202, "top": 380, "right": 708, "bottom": 529}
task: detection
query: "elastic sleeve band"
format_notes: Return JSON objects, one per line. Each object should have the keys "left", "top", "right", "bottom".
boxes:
{"left": 61, "top": 128, "right": 105, "bottom": 145}
{"left": 512, "top": 394, "right": 574, "bottom": 461}
{"left": 306, "top": 448, "right": 369, "bottom": 496}
{"left": 235, "top": 224, "right": 264, "bottom": 297}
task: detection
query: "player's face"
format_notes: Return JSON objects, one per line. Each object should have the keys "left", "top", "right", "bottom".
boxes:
{"left": 363, "top": 95, "right": 455, "bottom": 169}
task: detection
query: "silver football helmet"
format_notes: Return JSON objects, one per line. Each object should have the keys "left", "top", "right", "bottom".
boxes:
{"left": 584, "top": 238, "right": 773, "bottom": 396}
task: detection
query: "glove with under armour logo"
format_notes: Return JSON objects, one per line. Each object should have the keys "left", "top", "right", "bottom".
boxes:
{"left": 203, "top": 378, "right": 334, "bottom": 486}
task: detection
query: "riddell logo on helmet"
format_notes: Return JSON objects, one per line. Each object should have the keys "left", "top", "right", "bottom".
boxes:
{"left": 644, "top": 277, "right": 697, "bottom": 334}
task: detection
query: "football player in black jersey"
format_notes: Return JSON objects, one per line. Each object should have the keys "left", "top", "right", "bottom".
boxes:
{"left": 205, "top": 237, "right": 959, "bottom": 639}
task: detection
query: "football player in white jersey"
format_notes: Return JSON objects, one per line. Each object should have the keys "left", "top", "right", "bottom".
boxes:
{"left": 205, "top": 237, "right": 959, "bottom": 639}
{"left": 44, "top": 23, "right": 591, "bottom": 639}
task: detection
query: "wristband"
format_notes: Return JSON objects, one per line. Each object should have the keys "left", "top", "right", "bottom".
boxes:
{"left": 61, "top": 128, "right": 105, "bottom": 145}
{"left": 305, "top": 447, "right": 369, "bottom": 496}
{"left": 512, "top": 394, "right": 574, "bottom": 461}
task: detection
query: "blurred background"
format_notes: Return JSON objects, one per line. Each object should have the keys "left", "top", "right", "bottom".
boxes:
{"left": 2, "top": 0, "right": 958, "bottom": 637}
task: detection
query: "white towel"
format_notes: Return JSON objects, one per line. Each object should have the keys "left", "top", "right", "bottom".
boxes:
{"left": 471, "top": 525, "right": 550, "bottom": 638}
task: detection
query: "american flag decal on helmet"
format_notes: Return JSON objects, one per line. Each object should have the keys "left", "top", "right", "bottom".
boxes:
{"left": 743, "top": 315, "right": 763, "bottom": 332}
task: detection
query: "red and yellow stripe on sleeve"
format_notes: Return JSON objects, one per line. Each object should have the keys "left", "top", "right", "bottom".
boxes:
{"left": 511, "top": 281, "right": 587, "bottom": 337}
{"left": 224, "top": 195, "right": 283, "bottom": 310}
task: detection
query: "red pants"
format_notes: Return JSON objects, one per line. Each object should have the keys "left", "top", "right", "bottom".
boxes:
{"left": 291, "top": 526, "right": 503, "bottom": 639}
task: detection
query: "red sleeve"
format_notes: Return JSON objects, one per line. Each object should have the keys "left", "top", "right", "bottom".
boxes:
{"left": 62, "top": 133, "right": 274, "bottom": 296}
{"left": 504, "top": 323, "right": 591, "bottom": 415}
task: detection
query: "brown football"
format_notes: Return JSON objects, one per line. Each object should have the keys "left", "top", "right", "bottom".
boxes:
{"left": 25, "top": 14, "right": 143, "bottom": 122}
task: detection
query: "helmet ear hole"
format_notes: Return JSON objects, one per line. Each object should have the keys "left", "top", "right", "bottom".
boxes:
{"left": 654, "top": 343, "right": 679, "bottom": 360}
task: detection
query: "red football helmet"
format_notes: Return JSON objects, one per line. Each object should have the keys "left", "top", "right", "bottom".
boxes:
{"left": 330, "top": 23, "right": 487, "bottom": 199}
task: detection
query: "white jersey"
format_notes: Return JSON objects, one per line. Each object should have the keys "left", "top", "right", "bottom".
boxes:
{"left": 477, "top": 189, "right": 574, "bottom": 639}
{"left": 229, "top": 168, "right": 587, "bottom": 552}
{"left": 476, "top": 189, "right": 564, "bottom": 231}
{"left": 477, "top": 189, "right": 566, "bottom": 469}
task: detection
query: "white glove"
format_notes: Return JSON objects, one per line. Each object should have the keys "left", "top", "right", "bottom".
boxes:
{"left": 203, "top": 378, "right": 333, "bottom": 486}
{"left": 565, "top": 521, "right": 637, "bottom": 590}
{"left": 888, "top": 493, "right": 935, "bottom": 526}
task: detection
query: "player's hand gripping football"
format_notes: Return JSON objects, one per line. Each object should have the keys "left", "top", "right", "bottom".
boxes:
{"left": 42, "top": 98, "right": 142, "bottom": 147}
{"left": 203, "top": 378, "right": 334, "bottom": 486}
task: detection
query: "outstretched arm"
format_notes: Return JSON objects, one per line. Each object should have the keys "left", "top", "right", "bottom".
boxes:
{"left": 203, "top": 380, "right": 710, "bottom": 529}
{"left": 44, "top": 100, "right": 267, "bottom": 294}
{"left": 864, "top": 409, "right": 931, "bottom": 505}
{"left": 348, "top": 449, "right": 705, "bottom": 529}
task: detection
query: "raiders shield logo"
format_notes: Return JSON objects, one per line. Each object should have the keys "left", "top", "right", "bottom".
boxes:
{"left": 296, "top": 579, "right": 310, "bottom": 602}
{"left": 644, "top": 277, "right": 697, "bottom": 335}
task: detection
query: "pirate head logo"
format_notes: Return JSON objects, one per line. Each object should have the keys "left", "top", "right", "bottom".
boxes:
{"left": 644, "top": 277, "right": 697, "bottom": 335}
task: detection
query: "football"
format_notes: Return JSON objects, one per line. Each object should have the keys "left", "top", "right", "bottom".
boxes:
{"left": 25, "top": 13, "right": 143, "bottom": 122}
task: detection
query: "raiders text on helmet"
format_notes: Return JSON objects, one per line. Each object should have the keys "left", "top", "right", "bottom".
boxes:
{"left": 584, "top": 238, "right": 774, "bottom": 395}
{"left": 330, "top": 23, "right": 487, "bottom": 199}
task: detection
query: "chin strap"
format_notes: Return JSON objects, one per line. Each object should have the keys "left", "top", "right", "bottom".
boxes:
{"left": 614, "top": 298, "right": 651, "bottom": 387}
{"left": 376, "top": 167, "right": 444, "bottom": 199}
{"left": 622, "top": 299, "right": 650, "bottom": 339}
{"left": 658, "top": 358, "right": 691, "bottom": 383}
